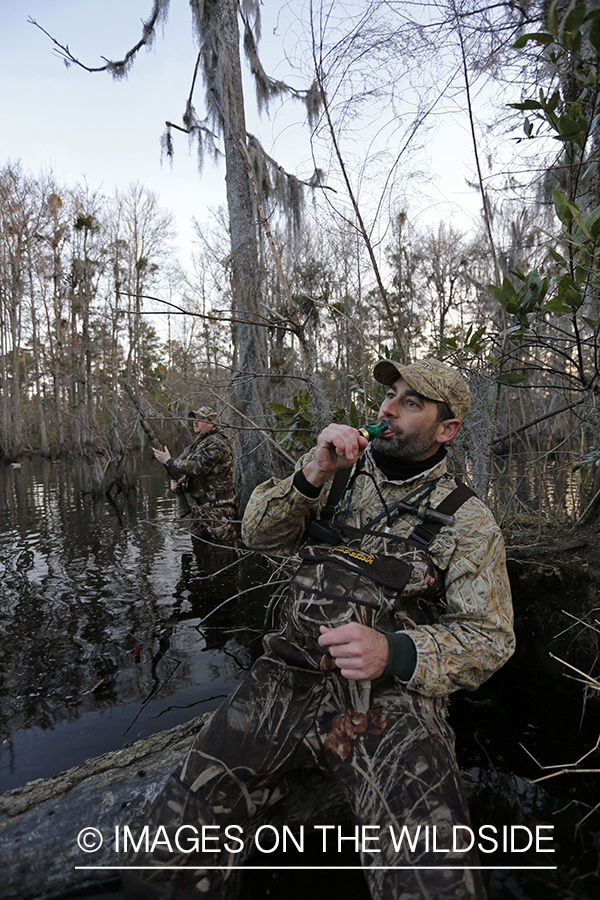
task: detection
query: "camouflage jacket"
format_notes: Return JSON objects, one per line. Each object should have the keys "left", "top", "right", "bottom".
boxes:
{"left": 166, "top": 428, "right": 235, "bottom": 508}
{"left": 242, "top": 446, "right": 515, "bottom": 697}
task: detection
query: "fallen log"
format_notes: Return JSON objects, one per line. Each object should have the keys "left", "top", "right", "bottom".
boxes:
{"left": 0, "top": 713, "right": 349, "bottom": 900}
{"left": 505, "top": 537, "right": 588, "bottom": 560}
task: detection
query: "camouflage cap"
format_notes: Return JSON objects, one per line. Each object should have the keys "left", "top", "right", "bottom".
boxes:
{"left": 373, "top": 358, "right": 471, "bottom": 421}
{"left": 188, "top": 406, "right": 218, "bottom": 423}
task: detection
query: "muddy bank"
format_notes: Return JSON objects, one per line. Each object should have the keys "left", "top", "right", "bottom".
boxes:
{"left": 452, "top": 523, "right": 600, "bottom": 899}
{"left": 505, "top": 524, "right": 600, "bottom": 679}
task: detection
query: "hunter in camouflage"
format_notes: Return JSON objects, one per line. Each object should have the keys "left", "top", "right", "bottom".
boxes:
{"left": 153, "top": 407, "right": 237, "bottom": 544}
{"left": 125, "top": 360, "right": 514, "bottom": 900}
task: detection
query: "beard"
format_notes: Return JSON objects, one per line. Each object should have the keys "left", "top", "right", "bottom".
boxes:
{"left": 372, "top": 421, "right": 441, "bottom": 461}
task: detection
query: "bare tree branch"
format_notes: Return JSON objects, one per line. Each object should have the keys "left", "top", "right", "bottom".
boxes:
{"left": 122, "top": 291, "right": 296, "bottom": 333}
{"left": 494, "top": 397, "right": 587, "bottom": 447}
{"left": 29, "top": 0, "right": 167, "bottom": 78}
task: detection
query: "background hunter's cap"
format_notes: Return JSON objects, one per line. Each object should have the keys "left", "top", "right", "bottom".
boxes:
{"left": 373, "top": 358, "right": 471, "bottom": 421}
{"left": 188, "top": 406, "right": 218, "bottom": 423}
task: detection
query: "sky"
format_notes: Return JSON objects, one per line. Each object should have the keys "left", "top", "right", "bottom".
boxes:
{"left": 2, "top": 0, "right": 220, "bottom": 258}
{"left": 0, "top": 1, "right": 496, "bottom": 273}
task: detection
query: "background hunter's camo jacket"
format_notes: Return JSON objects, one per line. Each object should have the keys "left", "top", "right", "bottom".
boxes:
{"left": 166, "top": 427, "right": 237, "bottom": 542}
{"left": 242, "top": 447, "right": 515, "bottom": 697}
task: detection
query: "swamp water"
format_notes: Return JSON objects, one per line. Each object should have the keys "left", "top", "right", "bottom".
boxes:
{"left": 1, "top": 458, "right": 598, "bottom": 900}
{"left": 0, "top": 456, "right": 267, "bottom": 792}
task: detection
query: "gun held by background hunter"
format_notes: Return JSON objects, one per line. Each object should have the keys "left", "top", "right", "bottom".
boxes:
{"left": 124, "top": 385, "right": 191, "bottom": 518}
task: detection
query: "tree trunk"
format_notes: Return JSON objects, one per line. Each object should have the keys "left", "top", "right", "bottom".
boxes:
{"left": 28, "top": 265, "right": 49, "bottom": 456}
{"left": 52, "top": 239, "right": 65, "bottom": 449}
{"left": 215, "top": 0, "right": 276, "bottom": 510}
{"left": 8, "top": 273, "right": 24, "bottom": 460}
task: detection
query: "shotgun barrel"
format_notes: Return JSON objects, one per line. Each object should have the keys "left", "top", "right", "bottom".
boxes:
{"left": 122, "top": 383, "right": 190, "bottom": 517}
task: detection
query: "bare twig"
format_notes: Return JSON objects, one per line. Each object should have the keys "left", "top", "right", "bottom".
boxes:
{"left": 494, "top": 398, "right": 588, "bottom": 446}
{"left": 549, "top": 652, "right": 600, "bottom": 691}
{"left": 123, "top": 291, "right": 295, "bottom": 332}
{"left": 29, "top": 0, "right": 165, "bottom": 76}
{"left": 520, "top": 738, "right": 600, "bottom": 783}
{"left": 554, "top": 609, "right": 600, "bottom": 640}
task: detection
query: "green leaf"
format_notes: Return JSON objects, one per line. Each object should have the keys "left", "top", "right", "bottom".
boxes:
{"left": 509, "top": 100, "right": 544, "bottom": 110}
{"left": 556, "top": 114, "right": 581, "bottom": 135}
{"left": 553, "top": 132, "right": 587, "bottom": 146}
{"left": 570, "top": 29, "right": 583, "bottom": 55}
{"left": 578, "top": 249, "right": 591, "bottom": 269}
{"left": 585, "top": 203, "right": 600, "bottom": 237}
{"left": 512, "top": 32, "right": 554, "bottom": 49}
{"left": 561, "top": 0, "right": 587, "bottom": 39}
{"left": 486, "top": 284, "right": 508, "bottom": 304}
{"left": 557, "top": 273, "right": 583, "bottom": 307}
{"left": 468, "top": 325, "right": 487, "bottom": 343}
{"left": 572, "top": 446, "right": 600, "bottom": 470}
{"left": 548, "top": 0, "right": 562, "bottom": 35}
{"left": 553, "top": 189, "right": 574, "bottom": 224}
{"left": 569, "top": 96, "right": 584, "bottom": 119}
{"left": 547, "top": 90, "right": 561, "bottom": 113}
{"left": 496, "top": 372, "right": 527, "bottom": 385}
{"left": 542, "top": 296, "right": 574, "bottom": 315}
{"left": 581, "top": 316, "right": 600, "bottom": 329}
{"left": 570, "top": 205, "right": 592, "bottom": 239}
{"left": 548, "top": 247, "right": 568, "bottom": 266}
{"left": 268, "top": 402, "right": 294, "bottom": 416}
{"left": 588, "top": 9, "right": 600, "bottom": 50}
{"left": 517, "top": 271, "right": 548, "bottom": 313}
{"left": 502, "top": 275, "right": 517, "bottom": 298}
{"left": 574, "top": 263, "right": 591, "bottom": 285}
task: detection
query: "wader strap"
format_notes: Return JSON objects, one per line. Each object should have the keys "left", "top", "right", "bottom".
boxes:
{"left": 410, "top": 479, "right": 477, "bottom": 547}
{"left": 320, "top": 468, "right": 351, "bottom": 522}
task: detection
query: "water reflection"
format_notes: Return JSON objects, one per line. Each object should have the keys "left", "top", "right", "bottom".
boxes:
{"left": 0, "top": 457, "right": 269, "bottom": 792}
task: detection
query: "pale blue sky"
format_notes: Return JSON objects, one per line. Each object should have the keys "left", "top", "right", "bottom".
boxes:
{"left": 2, "top": 1, "right": 228, "bottom": 256}
{"left": 1, "top": 1, "right": 492, "bottom": 263}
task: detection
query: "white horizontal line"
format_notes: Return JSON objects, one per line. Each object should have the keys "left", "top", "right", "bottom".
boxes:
{"left": 75, "top": 865, "right": 558, "bottom": 871}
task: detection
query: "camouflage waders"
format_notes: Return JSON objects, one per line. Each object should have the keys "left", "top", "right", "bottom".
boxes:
{"left": 188, "top": 495, "right": 238, "bottom": 545}
{"left": 166, "top": 428, "right": 238, "bottom": 545}
{"left": 123, "top": 525, "right": 486, "bottom": 900}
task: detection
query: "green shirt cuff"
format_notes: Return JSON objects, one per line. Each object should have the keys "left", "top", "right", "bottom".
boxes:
{"left": 383, "top": 632, "right": 417, "bottom": 681}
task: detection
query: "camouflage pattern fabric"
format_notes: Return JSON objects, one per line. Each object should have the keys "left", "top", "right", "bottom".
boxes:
{"left": 265, "top": 523, "right": 446, "bottom": 674}
{"left": 166, "top": 428, "right": 237, "bottom": 544}
{"left": 123, "top": 449, "right": 513, "bottom": 900}
{"left": 373, "top": 357, "right": 471, "bottom": 422}
{"left": 242, "top": 447, "right": 514, "bottom": 697}
{"left": 122, "top": 654, "right": 486, "bottom": 900}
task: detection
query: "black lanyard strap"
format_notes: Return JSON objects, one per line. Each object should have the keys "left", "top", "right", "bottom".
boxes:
{"left": 410, "top": 479, "right": 477, "bottom": 546}
{"left": 363, "top": 481, "right": 437, "bottom": 531}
